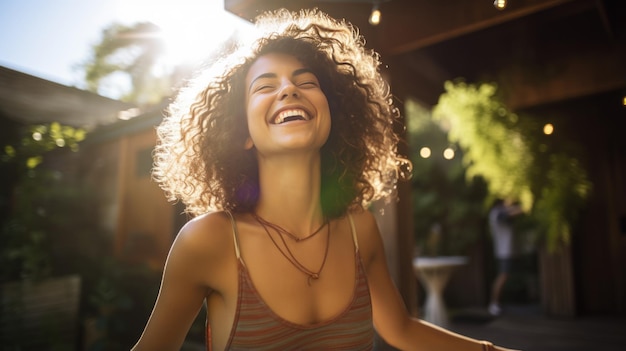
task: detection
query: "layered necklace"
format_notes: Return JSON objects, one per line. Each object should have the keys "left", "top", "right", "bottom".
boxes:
{"left": 253, "top": 213, "right": 330, "bottom": 285}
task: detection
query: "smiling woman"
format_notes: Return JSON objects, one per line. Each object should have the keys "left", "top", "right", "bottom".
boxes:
{"left": 132, "top": 8, "right": 519, "bottom": 351}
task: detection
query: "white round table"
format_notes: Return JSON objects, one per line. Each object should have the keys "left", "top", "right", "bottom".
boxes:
{"left": 412, "top": 256, "right": 468, "bottom": 327}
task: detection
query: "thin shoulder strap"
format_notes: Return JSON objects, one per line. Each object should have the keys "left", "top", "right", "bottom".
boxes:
{"left": 225, "top": 211, "right": 242, "bottom": 260}
{"left": 348, "top": 213, "right": 359, "bottom": 252}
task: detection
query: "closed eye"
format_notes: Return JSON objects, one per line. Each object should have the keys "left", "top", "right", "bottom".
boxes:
{"left": 299, "top": 81, "right": 319, "bottom": 88}
{"left": 254, "top": 84, "right": 275, "bottom": 93}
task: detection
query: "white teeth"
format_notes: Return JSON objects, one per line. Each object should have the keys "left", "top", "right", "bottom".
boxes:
{"left": 274, "top": 109, "right": 309, "bottom": 124}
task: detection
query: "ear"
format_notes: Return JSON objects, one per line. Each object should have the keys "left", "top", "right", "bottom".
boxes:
{"left": 244, "top": 137, "right": 254, "bottom": 150}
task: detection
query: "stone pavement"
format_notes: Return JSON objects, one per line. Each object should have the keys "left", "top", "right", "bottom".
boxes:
{"left": 448, "top": 304, "right": 626, "bottom": 351}
{"left": 188, "top": 303, "right": 626, "bottom": 351}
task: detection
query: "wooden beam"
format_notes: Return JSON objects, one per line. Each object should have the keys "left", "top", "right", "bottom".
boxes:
{"left": 501, "top": 46, "right": 626, "bottom": 109}
{"left": 223, "top": 0, "right": 378, "bottom": 47}
{"left": 379, "top": 0, "right": 580, "bottom": 55}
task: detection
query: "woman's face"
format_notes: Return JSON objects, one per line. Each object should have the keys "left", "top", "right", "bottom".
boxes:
{"left": 244, "top": 53, "right": 331, "bottom": 156}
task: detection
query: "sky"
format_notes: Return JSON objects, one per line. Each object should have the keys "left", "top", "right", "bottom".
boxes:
{"left": 0, "top": 0, "right": 251, "bottom": 97}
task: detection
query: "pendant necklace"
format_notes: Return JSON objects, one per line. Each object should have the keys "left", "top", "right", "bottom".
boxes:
{"left": 255, "top": 215, "right": 330, "bottom": 285}
{"left": 252, "top": 213, "right": 327, "bottom": 242}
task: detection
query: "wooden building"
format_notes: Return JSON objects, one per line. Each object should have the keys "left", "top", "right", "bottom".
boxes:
{"left": 80, "top": 105, "right": 186, "bottom": 270}
{"left": 224, "top": 0, "right": 626, "bottom": 317}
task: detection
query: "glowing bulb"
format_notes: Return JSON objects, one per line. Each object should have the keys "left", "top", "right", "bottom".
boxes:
{"left": 369, "top": 7, "right": 381, "bottom": 25}
{"left": 494, "top": 0, "right": 507, "bottom": 10}
{"left": 622, "top": 95, "right": 626, "bottom": 106}
{"left": 420, "top": 147, "right": 431, "bottom": 158}
{"left": 543, "top": 123, "right": 554, "bottom": 135}
{"left": 443, "top": 148, "right": 455, "bottom": 160}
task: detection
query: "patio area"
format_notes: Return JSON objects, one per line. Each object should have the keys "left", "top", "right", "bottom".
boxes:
{"left": 448, "top": 304, "right": 626, "bottom": 351}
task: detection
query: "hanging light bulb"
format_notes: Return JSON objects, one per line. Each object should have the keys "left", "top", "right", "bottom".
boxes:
{"left": 543, "top": 123, "right": 554, "bottom": 135}
{"left": 494, "top": 0, "right": 507, "bottom": 10}
{"left": 443, "top": 147, "right": 455, "bottom": 160}
{"left": 369, "top": 4, "right": 381, "bottom": 25}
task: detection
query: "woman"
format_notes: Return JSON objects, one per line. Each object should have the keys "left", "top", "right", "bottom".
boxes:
{"left": 133, "top": 9, "right": 518, "bottom": 351}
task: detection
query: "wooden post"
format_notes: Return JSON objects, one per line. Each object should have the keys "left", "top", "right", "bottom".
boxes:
{"left": 539, "top": 244, "right": 577, "bottom": 316}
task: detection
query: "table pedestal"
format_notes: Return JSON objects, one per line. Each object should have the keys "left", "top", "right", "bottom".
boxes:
{"left": 413, "top": 256, "right": 468, "bottom": 328}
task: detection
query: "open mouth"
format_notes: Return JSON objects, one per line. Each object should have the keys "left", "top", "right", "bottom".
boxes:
{"left": 273, "top": 109, "right": 311, "bottom": 124}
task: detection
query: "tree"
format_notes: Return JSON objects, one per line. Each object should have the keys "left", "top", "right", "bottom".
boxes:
{"left": 81, "top": 22, "right": 172, "bottom": 105}
{"left": 432, "top": 80, "right": 592, "bottom": 251}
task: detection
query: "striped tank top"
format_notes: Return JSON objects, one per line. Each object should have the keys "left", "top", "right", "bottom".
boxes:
{"left": 207, "top": 213, "right": 374, "bottom": 350}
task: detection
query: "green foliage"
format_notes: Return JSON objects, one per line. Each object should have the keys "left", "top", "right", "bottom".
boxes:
{"left": 533, "top": 154, "right": 591, "bottom": 250}
{"left": 432, "top": 80, "right": 592, "bottom": 251}
{"left": 84, "top": 257, "right": 160, "bottom": 351}
{"left": 433, "top": 81, "right": 534, "bottom": 209}
{"left": 2, "top": 122, "right": 85, "bottom": 171}
{"left": 1, "top": 123, "right": 86, "bottom": 281}
{"left": 81, "top": 22, "right": 171, "bottom": 104}
{"left": 1, "top": 122, "right": 163, "bottom": 349}
{"left": 406, "top": 99, "right": 489, "bottom": 256}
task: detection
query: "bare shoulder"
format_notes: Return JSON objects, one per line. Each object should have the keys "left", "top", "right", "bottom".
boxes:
{"left": 173, "top": 211, "right": 233, "bottom": 251}
{"left": 167, "top": 211, "right": 237, "bottom": 286}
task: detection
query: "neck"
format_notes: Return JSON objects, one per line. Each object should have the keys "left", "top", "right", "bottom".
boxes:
{"left": 255, "top": 152, "right": 324, "bottom": 236}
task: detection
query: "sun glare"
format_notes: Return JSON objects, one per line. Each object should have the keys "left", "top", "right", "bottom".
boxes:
{"left": 114, "top": 0, "right": 254, "bottom": 68}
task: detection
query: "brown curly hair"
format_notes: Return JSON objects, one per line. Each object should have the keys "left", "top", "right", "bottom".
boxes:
{"left": 153, "top": 8, "right": 411, "bottom": 218}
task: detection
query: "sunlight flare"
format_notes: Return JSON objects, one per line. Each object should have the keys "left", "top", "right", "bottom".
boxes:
{"left": 115, "top": 0, "right": 253, "bottom": 67}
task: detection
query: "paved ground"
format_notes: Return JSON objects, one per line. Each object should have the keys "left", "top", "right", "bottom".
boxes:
{"left": 447, "top": 304, "right": 626, "bottom": 351}
{"left": 187, "top": 303, "right": 626, "bottom": 351}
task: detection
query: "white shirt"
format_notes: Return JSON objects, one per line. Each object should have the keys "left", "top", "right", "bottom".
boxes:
{"left": 489, "top": 205, "right": 514, "bottom": 259}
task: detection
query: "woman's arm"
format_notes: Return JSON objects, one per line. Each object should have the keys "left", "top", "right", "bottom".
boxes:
{"left": 131, "top": 213, "right": 231, "bottom": 351}
{"left": 354, "top": 209, "right": 519, "bottom": 351}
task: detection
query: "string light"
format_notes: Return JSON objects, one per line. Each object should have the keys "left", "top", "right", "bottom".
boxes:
{"left": 443, "top": 148, "right": 455, "bottom": 160}
{"left": 369, "top": 4, "right": 381, "bottom": 25}
{"left": 494, "top": 0, "right": 507, "bottom": 10}
{"left": 543, "top": 123, "right": 554, "bottom": 135}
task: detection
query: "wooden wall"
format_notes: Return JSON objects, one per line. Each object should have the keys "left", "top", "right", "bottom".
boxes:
{"left": 82, "top": 122, "right": 177, "bottom": 270}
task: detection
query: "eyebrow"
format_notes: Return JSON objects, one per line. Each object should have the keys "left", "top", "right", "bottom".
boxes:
{"left": 248, "top": 68, "right": 316, "bottom": 93}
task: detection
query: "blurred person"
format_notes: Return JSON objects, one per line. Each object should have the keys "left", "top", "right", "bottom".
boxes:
{"left": 132, "top": 9, "right": 519, "bottom": 351}
{"left": 488, "top": 199, "right": 523, "bottom": 316}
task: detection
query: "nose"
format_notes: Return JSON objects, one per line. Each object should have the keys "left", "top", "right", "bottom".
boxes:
{"left": 279, "top": 81, "right": 299, "bottom": 100}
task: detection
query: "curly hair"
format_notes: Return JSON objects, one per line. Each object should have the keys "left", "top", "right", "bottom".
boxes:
{"left": 153, "top": 8, "right": 411, "bottom": 218}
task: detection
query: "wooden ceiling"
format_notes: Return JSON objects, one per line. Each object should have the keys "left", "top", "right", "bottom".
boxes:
{"left": 224, "top": 0, "right": 626, "bottom": 110}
